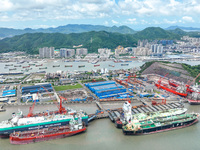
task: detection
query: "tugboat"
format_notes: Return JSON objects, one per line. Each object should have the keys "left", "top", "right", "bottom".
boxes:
{"left": 122, "top": 113, "right": 199, "bottom": 135}
{"left": 10, "top": 117, "right": 86, "bottom": 144}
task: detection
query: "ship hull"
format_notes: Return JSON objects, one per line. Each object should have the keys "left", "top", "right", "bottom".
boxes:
{"left": 0, "top": 117, "right": 88, "bottom": 137}
{"left": 155, "top": 83, "right": 187, "bottom": 97}
{"left": 123, "top": 118, "right": 198, "bottom": 135}
{"left": 168, "top": 81, "right": 179, "bottom": 87}
{"left": 188, "top": 99, "right": 200, "bottom": 105}
{"left": 115, "top": 120, "right": 123, "bottom": 129}
{"left": 10, "top": 127, "right": 86, "bottom": 144}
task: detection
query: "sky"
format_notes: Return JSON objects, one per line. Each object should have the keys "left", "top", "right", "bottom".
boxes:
{"left": 0, "top": 0, "right": 200, "bottom": 30}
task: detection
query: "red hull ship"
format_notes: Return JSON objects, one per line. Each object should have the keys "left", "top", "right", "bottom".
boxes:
{"left": 155, "top": 83, "right": 187, "bottom": 97}
{"left": 10, "top": 124, "right": 86, "bottom": 144}
{"left": 188, "top": 99, "right": 200, "bottom": 105}
{"left": 35, "top": 64, "right": 43, "bottom": 67}
{"left": 94, "top": 64, "right": 100, "bottom": 67}
{"left": 22, "top": 66, "right": 30, "bottom": 68}
{"left": 168, "top": 80, "right": 179, "bottom": 87}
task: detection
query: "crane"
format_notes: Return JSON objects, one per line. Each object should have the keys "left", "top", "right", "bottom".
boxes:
{"left": 158, "top": 73, "right": 169, "bottom": 85}
{"left": 191, "top": 73, "right": 200, "bottom": 85}
{"left": 27, "top": 92, "right": 39, "bottom": 117}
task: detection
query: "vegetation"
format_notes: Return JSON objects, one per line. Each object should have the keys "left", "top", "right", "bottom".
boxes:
{"left": 54, "top": 84, "right": 82, "bottom": 91}
{"left": 0, "top": 27, "right": 183, "bottom": 54}
{"left": 182, "top": 63, "right": 200, "bottom": 84}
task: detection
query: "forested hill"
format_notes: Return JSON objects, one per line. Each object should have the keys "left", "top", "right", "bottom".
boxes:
{"left": 0, "top": 27, "right": 181, "bottom": 54}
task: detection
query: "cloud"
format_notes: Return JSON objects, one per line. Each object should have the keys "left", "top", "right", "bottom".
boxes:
{"left": 112, "top": 20, "right": 118, "bottom": 24}
{"left": 126, "top": 18, "right": 137, "bottom": 24}
{"left": 163, "top": 19, "right": 177, "bottom": 24}
{"left": 182, "top": 16, "right": 194, "bottom": 22}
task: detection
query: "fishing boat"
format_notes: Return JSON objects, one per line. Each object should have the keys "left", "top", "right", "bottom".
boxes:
{"left": 39, "top": 67, "right": 47, "bottom": 70}
{"left": 10, "top": 117, "right": 86, "bottom": 144}
{"left": 121, "top": 64, "right": 129, "bottom": 66}
{"left": 53, "top": 65, "right": 60, "bottom": 67}
{"left": 94, "top": 64, "right": 100, "bottom": 67}
{"left": 78, "top": 65, "right": 85, "bottom": 68}
{"left": 0, "top": 99, "right": 88, "bottom": 137}
{"left": 65, "top": 65, "right": 73, "bottom": 67}
{"left": 9, "top": 68, "right": 17, "bottom": 71}
{"left": 35, "top": 64, "right": 43, "bottom": 67}
{"left": 122, "top": 113, "right": 199, "bottom": 135}
{"left": 22, "top": 66, "right": 30, "bottom": 68}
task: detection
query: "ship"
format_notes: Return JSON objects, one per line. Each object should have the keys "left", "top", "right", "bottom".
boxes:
{"left": 122, "top": 113, "right": 198, "bottom": 135}
{"left": 14, "top": 65, "right": 21, "bottom": 67}
{"left": 35, "top": 64, "right": 43, "bottom": 67}
{"left": 0, "top": 100, "right": 88, "bottom": 137}
{"left": 188, "top": 92, "right": 200, "bottom": 105}
{"left": 0, "top": 106, "right": 6, "bottom": 112}
{"left": 168, "top": 80, "right": 179, "bottom": 87}
{"left": 115, "top": 101, "right": 187, "bottom": 129}
{"left": 10, "top": 117, "right": 86, "bottom": 144}
{"left": 155, "top": 82, "right": 187, "bottom": 97}
{"left": 78, "top": 65, "right": 85, "bottom": 68}
{"left": 121, "top": 64, "right": 129, "bottom": 66}
{"left": 22, "top": 66, "right": 30, "bottom": 68}
{"left": 53, "top": 65, "right": 60, "bottom": 67}
{"left": 9, "top": 68, "right": 17, "bottom": 71}
{"left": 94, "top": 64, "right": 100, "bottom": 67}
{"left": 5, "top": 64, "right": 13, "bottom": 66}
{"left": 39, "top": 67, "right": 47, "bottom": 70}
{"left": 109, "top": 65, "right": 115, "bottom": 67}
{"left": 65, "top": 65, "right": 73, "bottom": 67}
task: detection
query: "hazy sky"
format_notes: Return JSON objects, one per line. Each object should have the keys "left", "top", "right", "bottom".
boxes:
{"left": 0, "top": 0, "right": 199, "bottom": 30}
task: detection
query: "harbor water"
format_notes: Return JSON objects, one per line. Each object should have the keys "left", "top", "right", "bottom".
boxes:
{"left": 0, "top": 103, "right": 200, "bottom": 150}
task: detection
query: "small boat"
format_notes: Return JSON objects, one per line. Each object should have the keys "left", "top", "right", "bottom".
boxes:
{"left": 9, "top": 68, "right": 17, "bottom": 71}
{"left": 78, "top": 65, "right": 85, "bottom": 68}
{"left": 109, "top": 65, "right": 115, "bottom": 67}
{"left": 39, "top": 67, "right": 47, "bottom": 70}
{"left": 121, "top": 64, "right": 129, "bottom": 66}
{"left": 29, "top": 64, "right": 35, "bottom": 66}
{"left": 5, "top": 64, "right": 13, "bottom": 66}
{"left": 14, "top": 65, "right": 21, "bottom": 67}
{"left": 65, "top": 65, "right": 73, "bottom": 67}
{"left": 0, "top": 106, "right": 6, "bottom": 112}
{"left": 53, "top": 65, "right": 60, "bottom": 67}
{"left": 10, "top": 118, "right": 86, "bottom": 144}
{"left": 35, "top": 64, "right": 43, "bottom": 67}
{"left": 94, "top": 64, "right": 100, "bottom": 67}
{"left": 22, "top": 66, "right": 30, "bottom": 68}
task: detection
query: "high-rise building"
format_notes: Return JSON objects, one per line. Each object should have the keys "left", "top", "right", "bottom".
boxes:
{"left": 60, "top": 48, "right": 75, "bottom": 58}
{"left": 76, "top": 48, "right": 88, "bottom": 55}
{"left": 39, "top": 47, "right": 55, "bottom": 58}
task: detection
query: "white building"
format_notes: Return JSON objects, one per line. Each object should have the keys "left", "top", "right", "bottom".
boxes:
{"left": 76, "top": 48, "right": 88, "bottom": 55}
{"left": 60, "top": 48, "right": 75, "bottom": 58}
{"left": 39, "top": 47, "right": 55, "bottom": 58}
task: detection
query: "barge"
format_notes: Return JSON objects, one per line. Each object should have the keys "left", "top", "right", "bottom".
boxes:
{"left": 65, "top": 65, "right": 73, "bottom": 67}
{"left": 78, "top": 65, "right": 85, "bottom": 68}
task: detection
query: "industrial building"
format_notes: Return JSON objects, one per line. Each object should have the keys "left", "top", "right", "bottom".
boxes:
{"left": 2, "top": 89, "right": 16, "bottom": 97}
{"left": 85, "top": 81, "right": 130, "bottom": 99}
{"left": 22, "top": 84, "right": 53, "bottom": 95}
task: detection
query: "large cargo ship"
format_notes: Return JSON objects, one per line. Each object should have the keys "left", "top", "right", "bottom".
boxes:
{"left": 0, "top": 100, "right": 88, "bottom": 137}
{"left": 122, "top": 113, "right": 198, "bottom": 135}
{"left": 10, "top": 118, "right": 86, "bottom": 144}
{"left": 115, "top": 101, "right": 187, "bottom": 129}
{"left": 155, "top": 82, "right": 187, "bottom": 97}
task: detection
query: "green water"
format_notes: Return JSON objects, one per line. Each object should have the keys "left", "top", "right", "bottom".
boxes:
{"left": 0, "top": 103, "right": 200, "bottom": 150}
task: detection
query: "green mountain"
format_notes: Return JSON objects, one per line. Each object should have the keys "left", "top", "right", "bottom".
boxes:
{"left": 0, "top": 27, "right": 182, "bottom": 54}
{"left": 167, "top": 28, "right": 186, "bottom": 36}
{"left": 134, "top": 27, "right": 181, "bottom": 40}
{"left": 0, "top": 31, "right": 137, "bottom": 54}
{"left": 0, "top": 24, "right": 136, "bottom": 38}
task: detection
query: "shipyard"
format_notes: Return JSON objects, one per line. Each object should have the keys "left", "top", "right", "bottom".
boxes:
{"left": 1, "top": 1, "right": 200, "bottom": 149}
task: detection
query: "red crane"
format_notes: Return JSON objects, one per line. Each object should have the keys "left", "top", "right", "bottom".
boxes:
{"left": 27, "top": 92, "right": 39, "bottom": 117}
{"left": 158, "top": 73, "right": 169, "bottom": 85}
